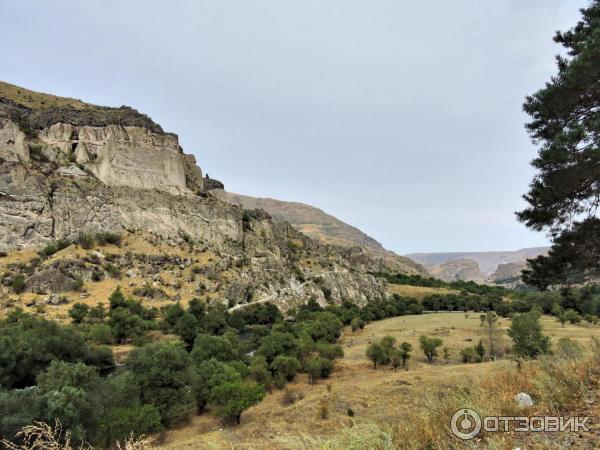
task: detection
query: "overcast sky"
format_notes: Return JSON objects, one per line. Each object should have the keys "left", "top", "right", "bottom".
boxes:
{"left": 1, "top": 1, "right": 588, "bottom": 253}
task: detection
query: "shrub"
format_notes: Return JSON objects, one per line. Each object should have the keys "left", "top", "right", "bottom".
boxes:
{"left": 87, "top": 304, "right": 107, "bottom": 323}
{"left": 306, "top": 356, "right": 333, "bottom": 384}
{"left": 0, "top": 312, "right": 109, "bottom": 388}
{"left": 399, "top": 342, "right": 412, "bottom": 368}
{"left": 390, "top": 349, "right": 403, "bottom": 371}
{"left": 37, "top": 360, "right": 101, "bottom": 393}
{"left": 474, "top": 339, "right": 485, "bottom": 360}
{"left": 366, "top": 342, "right": 387, "bottom": 369}
{"left": 125, "top": 343, "right": 194, "bottom": 426}
{"left": 104, "top": 263, "right": 122, "bottom": 279}
{"left": 95, "top": 232, "right": 122, "bottom": 247}
{"left": 191, "top": 334, "right": 239, "bottom": 363}
{"left": 189, "top": 359, "right": 241, "bottom": 414}
{"left": 318, "top": 400, "right": 329, "bottom": 420}
{"left": 77, "top": 233, "right": 95, "bottom": 250}
{"left": 211, "top": 381, "right": 265, "bottom": 424}
{"left": 11, "top": 275, "right": 25, "bottom": 294}
{"left": 315, "top": 342, "right": 344, "bottom": 361}
{"left": 17, "top": 118, "right": 37, "bottom": 138}
{"left": 563, "top": 309, "right": 581, "bottom": 324}
{"left": 250, "top": 356, "right": 272, "bottom": 389}
{"left": 133, "top": 283, "right": 166, "bottom": 300}
{"left": 175, "top": 313, "right": 199, "bottom": 347}
{"left": 508, "top": 311, "right": 551, "bottom": 358}
{"left": 0, "top": 387, "right": 42, "bottom": 444}
{"left": 281, "top": 388, "right": 304, "bottom": 406}
{"left": 38, "top": 239, "right": 71, "bottom": 258}
{"left": 271, "top": 355, "right": 301, "bottom": 382}
{"left": 442, "top": 347, "right": 451, "bottom": 360}
{"left": 69, "top": 303, "right": 90, "bottom": 324}
{"left": 419, "top": 336, "right": 443, "bottom": 363}
{"left": 103, "top": 405, "right": 163, "bottom": 444}
{"left": 86, "top": 324, "right": 114, "bottom": 345}
{"left": 461, "top": 347, "right": 480, "bottom": 363}
{"left": 109, "top": 308, "right": 146, "bottom": 344}
{"left": 91, "top": 268, "right": 104, "bottom": 282}
{"left": 71, "top": 277, "right": 84, "bottom": 292}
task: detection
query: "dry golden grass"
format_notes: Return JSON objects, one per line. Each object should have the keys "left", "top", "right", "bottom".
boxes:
{"left": 4, "top": 238, "right": 600, "bottom": 448}
{"left": 0, "top": 419, "right": 154, "bottom": 450}
{"left": 388, "top": 283, "right": 459, "bottom": 299}
{"left": 0, "top": 234, "right": 219, "bottom": 322}
{"left": 154, "top": 312, "right": 600, "bottom": 450}
{"left": 0, "top": 80, "right": 88, "bottom": 110}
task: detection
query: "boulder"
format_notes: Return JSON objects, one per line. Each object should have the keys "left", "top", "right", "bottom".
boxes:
{"left": 514, "top": 392, "right": 533, "bottom": 407}
{"left": 25, "top": 259, "right": 91, "bottom": 293}
{"left": 44, "top": 293, "right": 69, "bottom": 305}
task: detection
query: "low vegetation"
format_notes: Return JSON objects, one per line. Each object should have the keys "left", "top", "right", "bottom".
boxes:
{"left": 37, "top": 233, "right": 122, "bottom": 260}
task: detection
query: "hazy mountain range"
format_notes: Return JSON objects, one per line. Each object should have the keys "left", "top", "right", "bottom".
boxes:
{"left": 406, "top": 247, "right": 550, "bottom": 283}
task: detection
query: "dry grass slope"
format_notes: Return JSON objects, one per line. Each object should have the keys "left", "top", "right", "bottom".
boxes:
{"left": 0, "top": 80, "right": 88, "bottom": 110}
{"left": 154, "top": 312, "right": 600, "bottom": 449}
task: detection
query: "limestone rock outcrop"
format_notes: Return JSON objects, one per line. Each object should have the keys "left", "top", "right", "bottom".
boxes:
{"left": 0, "top": 81, "right": 397, "bottom": 310}
{"left": 428, "top": 258, "right": 487, "bottom": 283}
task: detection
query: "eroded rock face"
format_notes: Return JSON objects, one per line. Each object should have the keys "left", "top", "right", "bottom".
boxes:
{"left": 429, "top": 258, "right": 487, "bottom": 283}
{"left": 38, "top": 123, "right": 200, "bottom": 194}
{"left": 0, "top": 157, "right": 389, "bottom": 309}
{"left": 0, "top": 92, "right": 390, "bottom": 310}
{"left": 24, "top": 259, "right": 93, "bottom": 294}
{"left": 0, "top": 160, "right": 235, "bottom": 251}
{"left": 0, "top": 120, "right": 29, "bottom": 162}
{"left": 0, "top": 118, "right": 204, "bottom": 196}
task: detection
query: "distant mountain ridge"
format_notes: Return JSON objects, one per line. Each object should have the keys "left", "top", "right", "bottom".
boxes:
{"left": 428, "top": 259, "right": 487, "bottom": 283}
{"left": 406, "top": 247, "right": 550, "bottom": 282}
{"left": 213, "top": 191, "right": 427, "bottom": 276}
{"left": 215, "top": 192, "right": 383, "bottom": 251}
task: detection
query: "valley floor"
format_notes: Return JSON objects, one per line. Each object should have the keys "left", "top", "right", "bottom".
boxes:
{"left": 155, "top": 312, "right": 600, "bottom": 449}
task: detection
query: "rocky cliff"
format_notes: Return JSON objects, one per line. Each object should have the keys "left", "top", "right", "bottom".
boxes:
{"left": 0, "top": 81, "right": 395, "bottom": 311}
{"left": 490, "top": 262, "right": 527, "bottom": 284}
{"left": 213, "top": 190, "right": 427, "bottom": 276}
{"left": 407, "top": 247, "right": 549, "bottom": 280}
{"left": 428, "top": 259, "right": 487, "bottom": 283}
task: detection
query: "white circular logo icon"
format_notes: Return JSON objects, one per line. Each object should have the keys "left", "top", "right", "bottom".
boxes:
{"left": 451, "top": 408, "right": 482, "bottom": 440}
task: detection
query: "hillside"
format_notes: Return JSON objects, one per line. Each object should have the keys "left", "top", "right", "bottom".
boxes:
{"left": 214, "top": 191, "right": 426, "bottom": 276}
{"left": 427, "top": 258, "right": 487, "bottom": 283}
{"left": 0, "top": 80, "right": 88, "bottom": 110}
{"left": 214, "top": 192, "right": 383, "bottom": 251}
{"left": 0, "top": 80, "right": 404, "bottom": 312}
{"left": 406, "top": 247, "right": 549, "bottom": 280}
{"left": 153, "top": 313, "right": 600, "bottom": 449}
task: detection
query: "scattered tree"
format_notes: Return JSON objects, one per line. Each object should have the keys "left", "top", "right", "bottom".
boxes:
{"left": 508, "top": 312, "right": 551, "bottom": 358}
{"left": 419, "top": 335, "right": 443, "bottom": 363}
{"left": 366, "top": 342, "right": 387, "bottom": 369}
{"left": 518, "top": 1, "right": 600, "bottom": 288}
{"left": 479, "top": 311, "right": 499, "bottom": 356}
{"left": 211, "top": 381, "right": 265, "bottom": 424}
{"left": 474, "top": 339, "right": 485, "bottom": 361}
